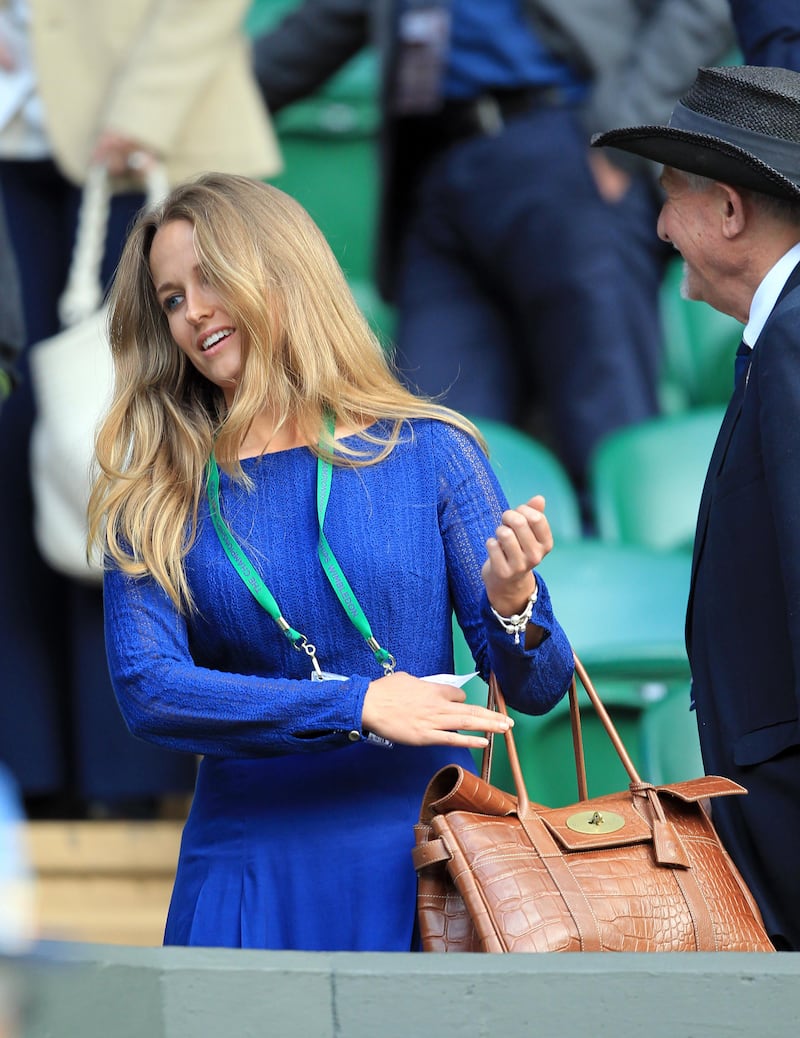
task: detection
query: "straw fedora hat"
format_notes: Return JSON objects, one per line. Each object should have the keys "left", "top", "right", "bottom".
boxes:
{"left": 591, "top": 64, "right": 800, "bottom": 202}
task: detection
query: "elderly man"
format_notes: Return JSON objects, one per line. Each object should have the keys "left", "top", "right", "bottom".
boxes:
{"left": 593, "top": 64, "right": 800, "bottom": 951}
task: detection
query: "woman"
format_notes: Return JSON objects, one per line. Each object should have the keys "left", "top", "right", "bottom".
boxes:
{"left": 89, "top": 173, "right": 574, "bottom": 952}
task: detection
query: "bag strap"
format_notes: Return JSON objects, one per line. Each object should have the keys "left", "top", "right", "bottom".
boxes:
{"left": 482, "top": 651, "right": 644, "bottom": 806}
{"left": 572, "top": 652, "right": 643, "bottom": 785}
{"left": 58, "top": 162, "right": 170, "bottom": 327}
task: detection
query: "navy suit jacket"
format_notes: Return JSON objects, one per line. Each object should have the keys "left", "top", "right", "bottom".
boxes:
{"left": 687, "top": 260, "right": 800, "bottom": 949}
{"left": 729, "top": 0, "right": 800, "bottom": 69}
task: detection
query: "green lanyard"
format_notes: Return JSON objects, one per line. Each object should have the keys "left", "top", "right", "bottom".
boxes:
{"left": 205, "top": 415, "right": 395, "bottom": 679}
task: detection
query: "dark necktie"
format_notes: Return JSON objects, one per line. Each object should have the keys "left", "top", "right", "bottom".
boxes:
{"left": 734, "top": 339, "right": 751, "bottom": 389}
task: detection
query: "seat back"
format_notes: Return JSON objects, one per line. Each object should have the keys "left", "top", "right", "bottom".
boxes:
{"left": 639, "top": 685, "right": 704, "bottom": 785}
{"left": 660, "top": 258, "right": 743, "bottom": 410}
{"left": 473, "top": 418, "right": 582, "bottom": 541}
{"left": 589, "top": 407, "right": 725, "bottom": 552}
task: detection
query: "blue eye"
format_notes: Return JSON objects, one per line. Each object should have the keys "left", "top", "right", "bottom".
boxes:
{"left": 163, "top": 294, "right": 183, "bottom": 313}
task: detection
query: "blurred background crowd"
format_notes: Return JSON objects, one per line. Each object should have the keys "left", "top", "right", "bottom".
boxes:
{"left": 0, "top": 0, "right": 790, "bottom": 880}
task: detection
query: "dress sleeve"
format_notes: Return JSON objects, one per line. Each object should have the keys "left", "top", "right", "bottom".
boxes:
{"left": 432, "top": 423, "right": 574, "bottom": 715}
{"left": 103, "top": 565, "right": 371, "bottom": 758}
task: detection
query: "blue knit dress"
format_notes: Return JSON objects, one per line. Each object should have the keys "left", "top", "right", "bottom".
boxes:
{"left": 103, "top": 419, "right": 573, "bottom": 950}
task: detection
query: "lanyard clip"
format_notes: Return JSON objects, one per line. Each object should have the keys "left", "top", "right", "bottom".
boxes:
{"left": 292, "top": 633, "right": 323, "bottom": 679}
{"left": 368, "top": 637, "right": 396, "bottom": 674}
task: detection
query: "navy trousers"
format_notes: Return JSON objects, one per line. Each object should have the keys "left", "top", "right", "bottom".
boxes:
{"left": 392, "top": 104, "right": 664, "bottom": 492}
{"left": 0, "top": 159, "right": 196, "bottom": 807}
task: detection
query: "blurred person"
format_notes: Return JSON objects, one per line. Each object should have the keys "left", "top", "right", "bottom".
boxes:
{"left": 0, "top": 764, "right": 33, "bottom": 1038}
{"left": 253, "top": 0, "right": 734, "bottom": 508}
{"left": 0, "top": 0, "right": 281, "bottom": 817}
{"left": 87, "top": 172, "right": 574, "bottom": 950}
{"left": 729, "top": 0, "right": 800, "bottom": 69}
{"left": 0, "top": 763, "right": 33, "bottom": 955}
{"left": 594, "top": 63, "right": 800, "bottom": 950}
{"left": 0, "top": 201, "right": 22, "bottom": 410}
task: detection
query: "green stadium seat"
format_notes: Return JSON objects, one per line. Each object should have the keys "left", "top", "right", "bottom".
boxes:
{"left": 660, "top": 258, "right": 743, "bottom": 411}
{"left": 589, "top": 407, "right": 725, "bottom": 553}
{"left": 639, "top": 684, "right": 704, "bottom": 785}
{"left": 471, "top": 418, "right": 583, "bottom": 541}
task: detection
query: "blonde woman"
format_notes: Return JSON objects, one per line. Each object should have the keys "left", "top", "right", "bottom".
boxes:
{"left": 89, "top": 173, "right": 573, "bottom": 951}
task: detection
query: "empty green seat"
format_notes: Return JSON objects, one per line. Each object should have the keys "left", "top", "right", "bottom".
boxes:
{"left": 639, "top": 685, "right": 704, "bottom": 785}
{"left": 660, "top": 258, "right": 743, "bottom": 411}
{"left": 471, "top": 418, "right": 583, "bottom": 541}
{"left": 589, "top": 407, "right": 725, "bottom": 553}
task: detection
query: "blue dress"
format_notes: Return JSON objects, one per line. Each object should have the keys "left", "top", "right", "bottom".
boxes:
{"left": 103, "top": 419, "right": 573, "bottom": 950}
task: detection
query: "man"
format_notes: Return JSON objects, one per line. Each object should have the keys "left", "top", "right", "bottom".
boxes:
{"left": 593, "top": 64, "right": 800, "bottom": 951}
{"left": 254, "top": 0, "right": 733, "bottom": 505}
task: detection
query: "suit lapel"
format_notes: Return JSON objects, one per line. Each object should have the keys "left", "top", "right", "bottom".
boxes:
{"left": 689, "top": 380, "right": 744, "bottom": 585}
{"left": 686, "top": 260, "right": 800, "bottom": 650}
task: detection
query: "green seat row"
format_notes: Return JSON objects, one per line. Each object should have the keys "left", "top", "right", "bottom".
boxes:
{"left": 589, "top": 406, "right": 725, "bottom": 553}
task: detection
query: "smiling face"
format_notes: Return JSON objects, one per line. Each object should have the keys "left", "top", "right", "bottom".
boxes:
{"left": 657, "top": 167, "right": 725, "bottom": 307}
{"left": 149, "top": 219, "right": 242, "bottom": 406}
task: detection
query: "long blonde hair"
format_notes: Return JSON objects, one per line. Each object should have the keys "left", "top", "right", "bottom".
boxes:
{"left": 89, "top": 173, "right": 484, "bottom": 610}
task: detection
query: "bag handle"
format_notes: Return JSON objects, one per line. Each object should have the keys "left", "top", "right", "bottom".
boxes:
{"left": 58, "top": 162, "right": 170, "bottom": 327}
{"left": 481, "top": 651, "right": 644, "bottom": 808}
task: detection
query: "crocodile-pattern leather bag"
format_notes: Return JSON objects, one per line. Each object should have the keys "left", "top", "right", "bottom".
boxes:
{"left": 413, "top": 655, "right": 775, "bottom": 953}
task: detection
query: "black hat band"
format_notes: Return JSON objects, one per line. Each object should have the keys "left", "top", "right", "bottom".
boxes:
{"left": 669, "top": 101, "right": 800, "bottom": 183}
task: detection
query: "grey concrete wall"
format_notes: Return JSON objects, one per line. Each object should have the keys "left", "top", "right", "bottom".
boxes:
{"left": 11, "top": 943, "right": 800, "bottom": 1038}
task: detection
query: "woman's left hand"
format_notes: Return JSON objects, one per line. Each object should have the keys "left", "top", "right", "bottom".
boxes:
{"left": 481, "top": 494, "right": 552, "bottom": 619}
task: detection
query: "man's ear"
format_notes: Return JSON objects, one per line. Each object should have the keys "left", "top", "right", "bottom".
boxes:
{"left": 719, "top": 183, "right": 747, "bottom": 239}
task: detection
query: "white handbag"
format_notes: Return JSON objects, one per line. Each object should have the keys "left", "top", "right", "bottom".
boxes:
{"left": 29, "top": 163, "right": 168, "bottom": 581}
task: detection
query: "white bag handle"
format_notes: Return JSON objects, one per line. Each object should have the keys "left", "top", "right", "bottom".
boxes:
{"left": 58, "top": 162, "right": 170, "bottom": 328}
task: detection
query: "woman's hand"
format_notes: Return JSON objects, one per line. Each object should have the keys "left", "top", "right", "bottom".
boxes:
{"left": 91, "top": 131, "right": 158, "bottom": 177}
{"left": 0, "top": 32, "right": 16, "bottom": 72}
{"left": 481, "top": 494, "right": 552, "bottom": 618}
{"left": 360, "top": 671, "right": 512, "bottom": 748}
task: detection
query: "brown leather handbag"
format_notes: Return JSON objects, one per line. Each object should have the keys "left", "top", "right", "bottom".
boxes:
{"left": 413, "top": 655, "right": 774, "bottom": 952}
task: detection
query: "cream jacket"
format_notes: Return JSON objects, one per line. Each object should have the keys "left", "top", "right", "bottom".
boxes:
{"left": 26, "top": 0, "right": 281, "bottom": 185}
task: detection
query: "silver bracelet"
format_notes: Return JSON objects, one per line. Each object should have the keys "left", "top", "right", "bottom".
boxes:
{"left": 490, "top": 585, "right": 538, "bottom": 645}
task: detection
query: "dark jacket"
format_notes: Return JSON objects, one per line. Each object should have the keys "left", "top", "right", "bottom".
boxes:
{"left": 687, "top": 260, "right": 800, "bottom": 949}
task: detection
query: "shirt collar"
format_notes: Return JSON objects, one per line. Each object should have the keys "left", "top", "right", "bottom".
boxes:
{"left": 743, "top": 240, "right": 800, "bottom": 348}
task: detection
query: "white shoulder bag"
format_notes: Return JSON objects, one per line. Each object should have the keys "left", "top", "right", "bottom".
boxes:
{"left": 29, "top": 163, "right": 168, "bottom": 581}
